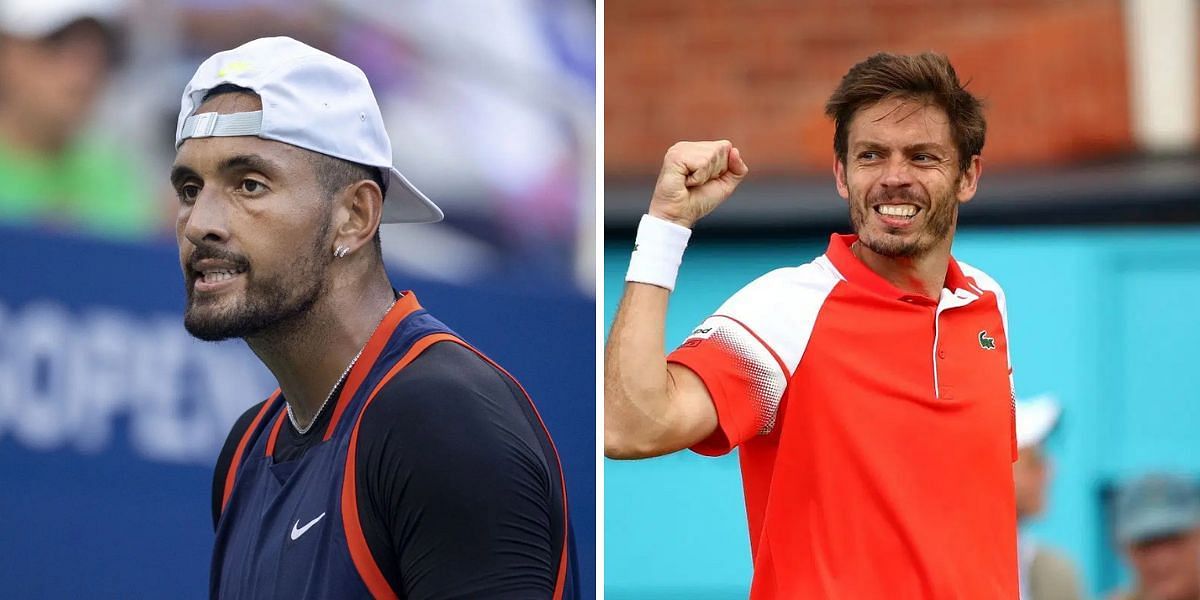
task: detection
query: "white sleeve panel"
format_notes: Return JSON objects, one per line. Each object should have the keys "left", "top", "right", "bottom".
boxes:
{"left": 681, "top": 315, "right": 790, "bottom": 435}
{"left": 713, "top": 258, "right": 844, "bottom": 375}
{"left": 677, "top": 258, "right": 842, "bottom": 435}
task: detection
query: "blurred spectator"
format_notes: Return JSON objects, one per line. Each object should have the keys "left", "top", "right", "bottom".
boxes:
{"left": 172, "top": 0, "right": 333, "bottom": 57}
{"left": 1015, "top": 394, "right": 1085, "bottom": 600}
{"left": 154, "top": 0, "right": 594, "bottom": 288}
{"left": 0, "top": 0, "right": 157, "bottom": 239}
{"left": 1109, "top": 474, "right": 1200, "bottom": 600}
{"left": 335, "top": 0, "right": 594, "bottom": 284}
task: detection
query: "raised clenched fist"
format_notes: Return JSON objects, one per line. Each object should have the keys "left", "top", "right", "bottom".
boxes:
{"left": 648, "top": 140, "right": 749, "bottom": 229}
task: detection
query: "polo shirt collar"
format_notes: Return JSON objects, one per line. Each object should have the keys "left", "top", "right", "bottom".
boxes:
{"left": 824, "top": 233, "right": 979, "bottom": 302}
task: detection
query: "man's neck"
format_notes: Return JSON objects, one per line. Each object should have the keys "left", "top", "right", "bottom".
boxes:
{"left": 246, "top": 276, "right": 396, "bottom": 430}
{"left": 851, "top": 238, "right": 953, "bottom": 300}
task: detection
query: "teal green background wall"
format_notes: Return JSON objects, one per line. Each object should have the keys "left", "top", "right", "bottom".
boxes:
{"left": 604, "top": 226, "right": 1200, "bottom": 599}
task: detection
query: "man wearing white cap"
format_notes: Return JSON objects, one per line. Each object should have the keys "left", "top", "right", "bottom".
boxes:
{"left": 1107, "top": 474, "right": 1200, "bottom": 600}
{"left": 173, "top": 37, "right": 574, "bottom": 598}
{"left": 1014, "top": 394, "right": 1084, "bottom": 600}
{"left": 0, "top": 0, "right": 156, "bottom": 237}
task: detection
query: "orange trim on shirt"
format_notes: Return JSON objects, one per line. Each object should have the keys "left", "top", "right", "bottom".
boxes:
{"left": 341, "top": 333, "right": 571, "bottom": 599}
{"left": 264, "top": 409, "right": 286, "bottom": 457}
{"left": 453, "top": 340, "right": 571, "bottom": 600}
{"left": 221, "top": 390, "right": 280, "bottom": 514}
{"left": 340, "top": 332, "right": 458, "bottom": 600}
{"left": 323, "top": 292, "right": 423, "bottom": 442}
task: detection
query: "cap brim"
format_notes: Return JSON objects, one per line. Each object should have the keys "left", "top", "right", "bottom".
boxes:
{"left": 1017, "top": 394, "right": 1062, "bottom": 449}
{"left": 381, "top": 167, "right": 443, "bottom": 224}
{"left": 1, "top": 0, "right": 124, "bottom": 38}
{"left": 1118, "top": 509, "right": 1200, "bottom": 544}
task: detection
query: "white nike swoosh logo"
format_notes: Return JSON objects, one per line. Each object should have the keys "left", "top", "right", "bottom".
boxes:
{"left": 290, "top": 512, "right": 326, "bottom": 541}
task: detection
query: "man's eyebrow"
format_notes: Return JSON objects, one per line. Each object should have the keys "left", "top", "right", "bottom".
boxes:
{"left": 849, "top": 141, "right": 949, "bottom": 154}
{"left": 169, "top": 164, "right": 198, "bottom": 188}
{"left": 850, "top": 140, "right": 888, "bottom": 152}
{"left": 218, "top": 154, "right": 283, "bottom": 177}
{"left": 169, "top": 154, "right": 283, "bottom": 187}
{"left": 903, "top": 142, "right": 948, "bottom": 154}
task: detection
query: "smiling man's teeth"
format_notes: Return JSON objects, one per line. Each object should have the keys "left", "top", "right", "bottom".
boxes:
{"left": 203, "top": 270, "right": 238, "bottom": 283}
{"left": 877, "top": 204, "right": 918, "bottom": 218}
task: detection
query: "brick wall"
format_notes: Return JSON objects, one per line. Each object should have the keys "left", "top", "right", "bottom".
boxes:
{"left": 606, "top": 0, "right": 1133, "bottom": 176}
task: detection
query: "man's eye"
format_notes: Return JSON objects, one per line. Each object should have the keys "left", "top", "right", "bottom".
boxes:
{"left": 240, "top": 179, "right": 265, "bottom": 193}
{"left": 178, "top": 184, "right": 200, "bottom": 202}
{"left": 913, "top": 154, "right": 934, "bottom": 162}
{"left": 859, "top": 151, "right": 879, "bottom": 160}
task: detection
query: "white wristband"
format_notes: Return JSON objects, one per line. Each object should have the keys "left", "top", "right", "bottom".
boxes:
{"left": 625, "top": 214, "right": 692, "bottom": 291}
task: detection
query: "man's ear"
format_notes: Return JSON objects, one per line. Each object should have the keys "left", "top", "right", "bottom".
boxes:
{"left": 332, "top": 179, "right": 384, "bottom": 257}
{"left": 834, "top": 158, "right": 850, "bottom": 200}
{"left": 956, "top": 155, "right": 982, "bottom": 204}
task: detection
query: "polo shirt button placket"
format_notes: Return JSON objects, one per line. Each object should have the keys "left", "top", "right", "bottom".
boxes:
{"left": 936, "top": 347, "right": 952, "bottom": 398}
{"left": 932, "top": 303, "right": 955, "bottom": 400}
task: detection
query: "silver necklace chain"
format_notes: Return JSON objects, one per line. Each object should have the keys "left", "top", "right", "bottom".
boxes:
{"left": 286, "top": 299, "right": 396, "bottom": 435}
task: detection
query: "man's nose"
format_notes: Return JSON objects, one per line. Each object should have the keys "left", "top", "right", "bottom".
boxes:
{"left": 880, "top": 157, "right": 914, "bottom": 189}
{"left": 181, "top": 189, "right": 230, "bottom": 247}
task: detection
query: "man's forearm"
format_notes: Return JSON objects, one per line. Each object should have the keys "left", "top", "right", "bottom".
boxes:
{"left": 606, "top": 141, "right": 747, "bottom": 458}
{"left": 603, "top": 282, "right": 675, "bottom": 458}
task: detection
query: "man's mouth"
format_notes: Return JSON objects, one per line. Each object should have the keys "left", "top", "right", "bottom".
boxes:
{"left": 190, "top": 257, "right": 249, "bottom": 292}
{"left": 874, "top": 203, "right": 920, "bottom": 219}
{"left": 198, "top": 268, "right": 244, "bottom": 284}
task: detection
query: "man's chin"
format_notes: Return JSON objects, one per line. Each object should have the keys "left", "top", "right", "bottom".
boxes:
{"left": 859, "top": 231, "right": 924, "bottom": 259}
{"left": 183, "top": 315, "right": 246, "bottom": 342}
{"left": 183, "top": 303, "right": 257, "bottom": 342}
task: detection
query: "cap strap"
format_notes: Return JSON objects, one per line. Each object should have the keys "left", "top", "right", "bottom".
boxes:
{"left": 181, "top": 111, "right": 263, "bottom": 139}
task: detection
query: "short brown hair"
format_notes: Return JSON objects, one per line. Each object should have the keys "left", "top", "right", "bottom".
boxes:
{"left": 825, "top": 52, "right": 985, "bottom": 173}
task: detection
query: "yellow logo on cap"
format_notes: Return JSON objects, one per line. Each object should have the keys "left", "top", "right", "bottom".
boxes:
{"left": 217, "top": 60, "right": 253, "bottom": 77}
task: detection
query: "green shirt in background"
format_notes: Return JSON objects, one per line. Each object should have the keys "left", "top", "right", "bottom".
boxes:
{"left": 0, "top": 134, "right": 159, "bottom": 240}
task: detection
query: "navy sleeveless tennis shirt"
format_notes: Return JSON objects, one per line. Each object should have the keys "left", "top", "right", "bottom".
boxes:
{"left": 211, "top": 292, "right": 574, "bottom": 598}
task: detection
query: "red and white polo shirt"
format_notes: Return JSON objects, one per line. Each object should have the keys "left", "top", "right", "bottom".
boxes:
{"left": 668, "top": 233, "right": 1019, "bottom": 599}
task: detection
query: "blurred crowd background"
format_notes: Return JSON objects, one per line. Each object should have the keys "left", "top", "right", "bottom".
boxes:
{"left": 604, "top": 1, "right": 1200, "bottom": 599}
{"left": 1, "top": 0, "right": 596, "bottom": 292}
{"left": 0, "top": 0, "right": 595, "bottom": 597}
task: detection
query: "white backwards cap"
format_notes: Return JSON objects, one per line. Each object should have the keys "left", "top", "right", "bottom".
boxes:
{"left": 175, "top": 36, "right": 443, "bottom": 224}
{"left": 1016, "top": 393, "right": 1062, "bottom": 449}
{"left": 0, "top": 0, "right": 124, "bottom": 38}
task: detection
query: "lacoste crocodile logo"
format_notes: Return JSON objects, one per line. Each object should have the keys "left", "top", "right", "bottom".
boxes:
{"left": 978, "top": 330, "right": 996, "bottom": 350}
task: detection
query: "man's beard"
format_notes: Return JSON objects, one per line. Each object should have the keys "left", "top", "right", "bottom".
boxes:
{"left": 849, "top": 183, "right": 957, "bottom": 259}
{"left": 183, "top": 218, "right": 332, "bottom": 342}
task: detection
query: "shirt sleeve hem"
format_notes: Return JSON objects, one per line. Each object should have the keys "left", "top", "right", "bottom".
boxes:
{"left": 667, "top": 353, "right": 755, "bottom": 456}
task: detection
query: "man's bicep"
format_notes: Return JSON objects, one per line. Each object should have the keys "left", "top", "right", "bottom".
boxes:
{"left": 664, "top": 362, "right": 719, "bottom": 450}
{"left": 667, "top": 315, "right": 790, "bottom": 455}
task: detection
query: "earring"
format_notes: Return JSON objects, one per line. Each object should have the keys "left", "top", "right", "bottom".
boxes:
{"left": 334, "top": 245, "right": 350, "bottom": 258}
